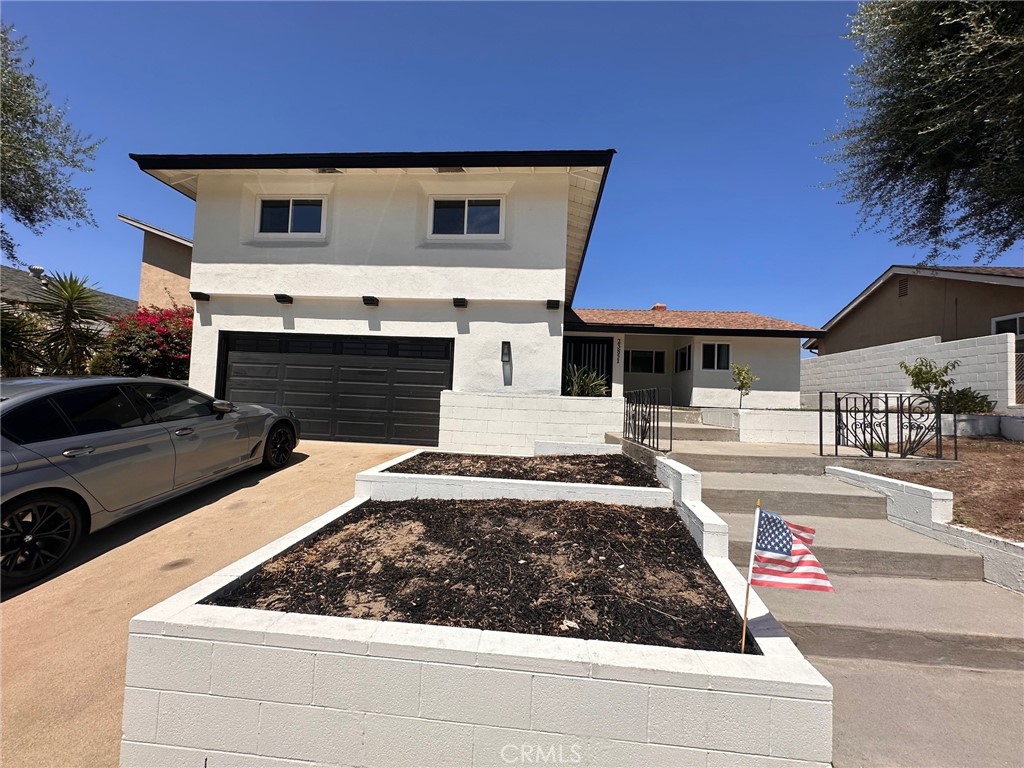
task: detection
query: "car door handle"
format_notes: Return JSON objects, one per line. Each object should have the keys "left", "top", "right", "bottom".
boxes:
{"left": 174, "top": 428, "right": 195, "bottom": 437}
{"left": 62, "top": 446, "right": 95, "bottom": 458}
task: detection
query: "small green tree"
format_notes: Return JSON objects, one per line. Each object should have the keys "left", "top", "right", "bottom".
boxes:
{"left": 731, "top": 363, "right": 759, "bottom": 408}
{"left": 898, "top": 357, "right": 959, "bottom": 394}
{"left": 0, "top": 300, "right": 44, "bottom": 376}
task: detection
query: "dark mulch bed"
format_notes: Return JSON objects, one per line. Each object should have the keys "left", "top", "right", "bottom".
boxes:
{"left": 209, "top": 498, "right": 754, "bottom": 653}
{"left": 385, "top": 452, "right": 661, "bottom": 488}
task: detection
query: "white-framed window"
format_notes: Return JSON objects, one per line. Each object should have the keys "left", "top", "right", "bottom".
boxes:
{"left": 624, "top": 350, "right": 665, "bottom": 374}
{"left": 428, "top": 196, "right": 504, "bottom": 239}
{"left": 256, "top": 196, "right": 326, "bottom": 237}
{"left": 675, "top": 345, "right": 692, "bottom": 373}
{"left": 992, "top": 312, "right": 1024, "bottom": 338}
{"left": 701, "top": 343, "right": 730, "bottom": 370}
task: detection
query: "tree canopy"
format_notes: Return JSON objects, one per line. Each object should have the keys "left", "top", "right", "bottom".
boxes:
{"left": 828, "top": 2, "right": 1024, "bottom": 263}
{"left": 1, "top": 25, "right": 102, "bottom": 264}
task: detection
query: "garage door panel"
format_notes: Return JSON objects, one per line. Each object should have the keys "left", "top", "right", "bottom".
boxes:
{"left": 222, "top": 333, "right": 451, "bottom": 446}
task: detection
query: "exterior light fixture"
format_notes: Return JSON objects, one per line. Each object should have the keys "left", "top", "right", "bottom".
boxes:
{"left": 453, "top": 298, "right": 468, "bottom": 309}
{"left": 189, "top": 291, "right": 210, "bottom": 302}
{"left": 501, "top": 341, "right": 512, "bottom": 363}
{"left": 274, "top": 294, "right": 293, "bottom": 304}
{"left": 362, "top": 296, "right": 379, "bottom": 307}
{"left": 546, "top": 299, "right": 561, "bottom": 310}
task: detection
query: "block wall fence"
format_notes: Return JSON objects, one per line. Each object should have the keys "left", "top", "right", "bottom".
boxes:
{"left": 800, "top": 334, "right": 1016, "bottom": 410}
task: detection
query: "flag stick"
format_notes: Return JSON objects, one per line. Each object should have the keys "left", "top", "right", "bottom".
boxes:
{"left": 741, "top": 499, "right": 762, "bottom": 654}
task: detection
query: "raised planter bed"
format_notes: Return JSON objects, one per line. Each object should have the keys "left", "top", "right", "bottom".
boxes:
{"left": 120, "top": 457, "right": 832, "bottom": 767}
{"left": 356, "top": 450, "right": 673, "bottom": 507}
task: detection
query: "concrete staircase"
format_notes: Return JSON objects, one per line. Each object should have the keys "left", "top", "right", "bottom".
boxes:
{"left": 652, "top": 407, "right": 740, "bottom": 443}
{"left": 680, "top": 439, "right": 1024, "bottom": 766}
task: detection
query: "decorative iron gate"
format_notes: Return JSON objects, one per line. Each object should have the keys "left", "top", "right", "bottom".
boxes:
{"left": 623, "top": 388, "right": 673, "bottom": 452}
{"left": 818, "top": 391, "right": 956, "bottom": 460}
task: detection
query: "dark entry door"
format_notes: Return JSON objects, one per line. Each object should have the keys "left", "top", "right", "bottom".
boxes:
{"left": 562, "top": 336, "right": 613, "bottom": 395}
{"left": 219, "top": 332, "right": 453, "bottom": 445}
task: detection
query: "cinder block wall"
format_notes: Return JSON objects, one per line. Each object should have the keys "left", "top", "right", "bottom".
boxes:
{"left": 438, "top": 392, "right": 623, "bottom": 455}
{"left": 800, "top": 334, "right": 1016, "bottom": 410}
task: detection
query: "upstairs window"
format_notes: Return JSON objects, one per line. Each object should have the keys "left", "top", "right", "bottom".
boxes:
{"left": 702, "top": 343, "right": 730, "bottom": 371}
{"left": 258, "top": 198, "right": 324, "bottom": 235}
{"left": 429, "top": 198, "right": 503, "bottom": 238}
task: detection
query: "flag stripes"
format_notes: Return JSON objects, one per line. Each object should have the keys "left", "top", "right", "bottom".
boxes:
{"left": 748, "top": 508, "right": 834, "bottom": 593}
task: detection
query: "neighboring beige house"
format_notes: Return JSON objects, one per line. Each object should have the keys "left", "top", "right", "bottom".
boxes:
{"left": 118, "top": 214, "right": 193, "bottom": 308}
{"left": 129, "top": 149, "right": 820, "bottom": 449}
{"left": 805, "top": 265, "right": 1024, "bottom": 356}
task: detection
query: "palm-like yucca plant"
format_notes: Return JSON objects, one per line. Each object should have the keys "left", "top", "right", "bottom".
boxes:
{"left": 0, "top": 300, "right": 45, "bottom": 376}
{"left": 28, "top": 272, "right": 107, "bottom": 374}
{"left": 565, "top": 364, "right": 609, "bottom": 397}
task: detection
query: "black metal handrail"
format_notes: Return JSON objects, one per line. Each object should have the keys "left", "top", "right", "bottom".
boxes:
{"left": 623, "top": 388, "right": 673, "bottom": 452}
{"left": 818, "top": 391, "right": 956, "bottom": 460}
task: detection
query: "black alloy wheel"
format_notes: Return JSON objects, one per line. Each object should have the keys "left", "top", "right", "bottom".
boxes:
{"left": 262, "top": 423, "right": 295, "bottom": 469}
{"left": 1, "top": 493, "right": 83, "bottom": 587}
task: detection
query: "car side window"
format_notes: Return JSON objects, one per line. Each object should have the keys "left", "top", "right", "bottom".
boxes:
{"left": 132, "top": 384, "right": 216, "bottom": 422}
{"left": 0, "top": 399, "right": 75, "bottom": 444}
{"left": 51, "top": 386, "right": 147, "bottom": 436}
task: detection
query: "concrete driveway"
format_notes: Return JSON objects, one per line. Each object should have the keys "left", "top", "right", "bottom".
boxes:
{"left": 1, "top": 441, "right": 409, "bottom": 768}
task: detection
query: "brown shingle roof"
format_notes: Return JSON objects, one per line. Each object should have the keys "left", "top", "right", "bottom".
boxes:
{"left": 893, "top": 265, "right": 1024, "bottom": 280}
{"left": 566, "top": 308, "right": 821, "bottom": 336}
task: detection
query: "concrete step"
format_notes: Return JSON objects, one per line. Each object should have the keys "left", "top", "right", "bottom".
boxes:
{"left": 656, "top": 424, "right": 739, "bottom": 442}
{"left": 700, "top": 472, "right": 888, "bottom": 519}
{"left": 720, "top": 512, "right": 984, "bottom": 581}
{"left": 754, "top": 575, "right": 1024, "bottom": 669}
{"left": 656, "top": 408, "right": 703, "bottom": 424}
{"left": 669, "top": 441, "right": 957, "bottom": 476}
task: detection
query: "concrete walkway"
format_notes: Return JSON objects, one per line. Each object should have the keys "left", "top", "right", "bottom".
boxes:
{"left": 0, "top": 441, "right": 410, "bottom": 768}
{"left": 678, "top": 439, "right": 1024, "bottom": 767}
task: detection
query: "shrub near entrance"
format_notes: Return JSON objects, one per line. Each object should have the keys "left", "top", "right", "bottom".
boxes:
{"left": 90, "top": 305, "right": 193, "bottom": 379}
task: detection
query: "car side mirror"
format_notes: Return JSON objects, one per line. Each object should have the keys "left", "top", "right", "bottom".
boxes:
{"left": 212, "top": 399, "right": 234, "bottom": 413}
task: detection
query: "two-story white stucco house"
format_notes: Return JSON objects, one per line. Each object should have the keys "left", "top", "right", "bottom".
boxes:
{"left": 130, "top": 149, "right": 820, "bottom": 453}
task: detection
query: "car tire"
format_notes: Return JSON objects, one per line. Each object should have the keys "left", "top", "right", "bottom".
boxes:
{"left": 1, "top": 491, "right": 84, "bottom": 587}
{"left": 262, "top": 422, "right": 295, "bottom": 469}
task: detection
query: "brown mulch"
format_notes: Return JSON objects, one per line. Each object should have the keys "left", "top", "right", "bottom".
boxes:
{"left": 386, "top": 452, "right": 661, "bottom": 488}
{"left": 883, "top": 437, "right": 1023, "bottom": 542}
{"left": 208, "top": 498, "right": 755, "bottom": 653}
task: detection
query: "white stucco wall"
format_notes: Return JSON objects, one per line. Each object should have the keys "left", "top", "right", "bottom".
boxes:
{"left": 801, "top": 334, "right": 1017, "bottom": 410}
{"left": 690, "top": 336, "right": 803, "bottom": 409}
{"left": 187, "top": 171, "right": 573, "bottom": 396}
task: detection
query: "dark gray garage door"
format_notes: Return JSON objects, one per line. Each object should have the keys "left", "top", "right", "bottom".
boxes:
{"left": 218, "top": 332, "right": 453, "bottom": 445}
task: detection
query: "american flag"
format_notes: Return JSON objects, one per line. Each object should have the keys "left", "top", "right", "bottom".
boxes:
{"left": 749, "top": 509, "right": 834, "bottom": 592}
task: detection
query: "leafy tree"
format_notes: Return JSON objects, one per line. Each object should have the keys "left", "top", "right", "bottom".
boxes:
{"left": 90, "top": 306, "right": 193, "bottom": 380}
{"left": 827, "top": 3, "right": 1024, "bottom": 262}
{"left": 730, "top": 363, "right": 759, "bottom": 408}
{"left": 898, "top": 357, "right": 959, "bottom": 394}
{"left": 28, "top": 272, "right": 107, "bottom": 374}
{"left": 1, "top": 25, "right": 102, "bottom": 265}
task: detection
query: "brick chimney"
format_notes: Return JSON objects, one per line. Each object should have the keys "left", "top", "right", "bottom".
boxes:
{"left": 651, "top": 302, "right": 667, "bottom": 311}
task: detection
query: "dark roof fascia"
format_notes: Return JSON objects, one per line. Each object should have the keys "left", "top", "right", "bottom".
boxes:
{"left": 129, "top": 149, "right": 617, "bottom": 173}
{"left": 566, "top": 151, "right": 614, "bottom": 308}
{"left": 563, "top": 321, "right": 823, "bottom": 338}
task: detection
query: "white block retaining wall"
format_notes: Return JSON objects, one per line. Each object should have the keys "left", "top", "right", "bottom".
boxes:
{"left": 801, "top": 334, "right": 1017, "bottom": 411}
{"left": 438, "top": 391, "right": 623, "bottom": 456}
{"left": 827, "top": 467, "right": 1024, "bottom": 593}
{"left": 355, "top": 450, "right": 674, "bottom": 507}
{"left": 121, "top": 493, "right": 832, "bottom": 767}
{"left": 533, "top": 440, "right": 621, "bottom": 456}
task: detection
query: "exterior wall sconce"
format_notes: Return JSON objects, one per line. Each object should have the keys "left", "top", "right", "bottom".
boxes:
{"left": 274, "top": 294, "right": 293, "bottom": 304}
{"left": 189, "top": 291, "right": 210, "bottom": 302}
{"left": 501, "top": 341, "right": 512, "bottom": 363}
{"left": 453, "top": 298, "right": 469, "bottom": 309}
{"left": 362, "top": 296, "right": 379, "bottom": 307}
{"left": 546, "top": 299, "right": 561, "bottom": 310}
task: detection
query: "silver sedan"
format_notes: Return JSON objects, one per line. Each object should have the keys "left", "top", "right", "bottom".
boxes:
{"left": 1, "top": 377, "right": 301, "bottom": 586}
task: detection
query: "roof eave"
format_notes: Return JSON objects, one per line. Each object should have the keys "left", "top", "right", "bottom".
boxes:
{"left": 563, "top": 321, "right": 823, "bottom": 338}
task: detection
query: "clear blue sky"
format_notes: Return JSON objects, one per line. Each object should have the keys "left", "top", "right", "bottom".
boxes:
{"left": 4, "top": 2, "right": 1020, "bottom": 327}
